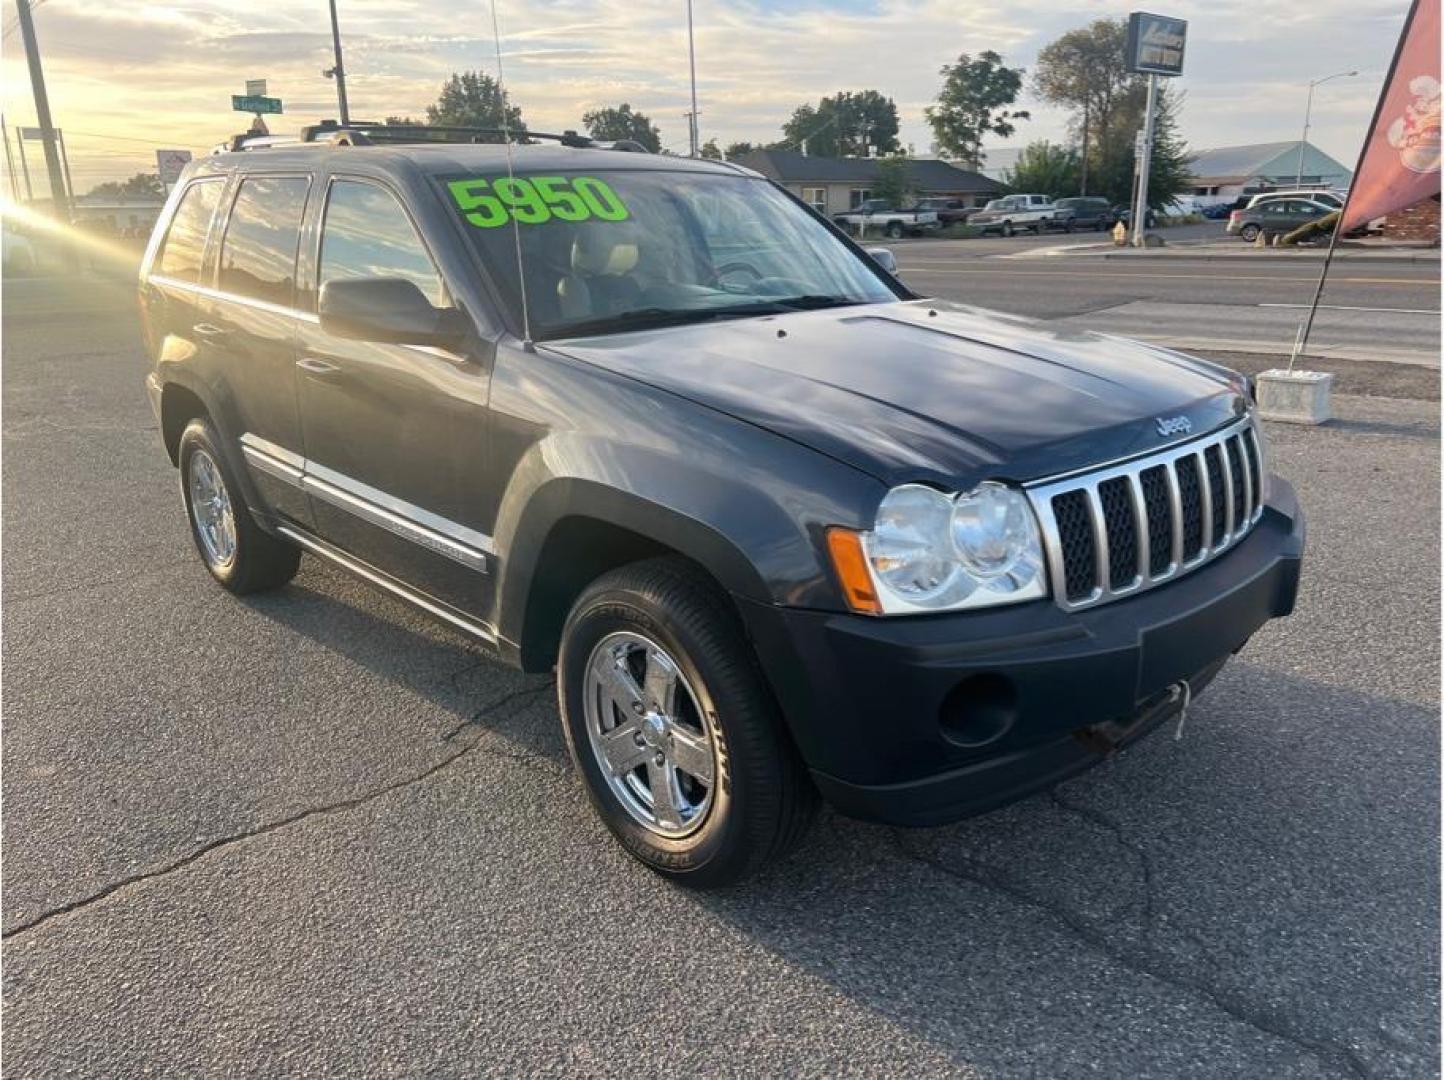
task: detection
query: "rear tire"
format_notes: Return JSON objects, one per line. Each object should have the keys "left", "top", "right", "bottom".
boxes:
{"left": 558, "top": 557, "right": 817, "bottom": 887}
{"left": 178, "top": 418, "right": 300, "bottom": 594}
{"left": 885, "top": 221, "right": 904, "bottom": 239}
{"left": 1239, "top": 224, "right": 1261, "bottom": 242}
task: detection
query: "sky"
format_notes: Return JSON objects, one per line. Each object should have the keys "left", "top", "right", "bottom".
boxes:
{"left": 0, "top": 0, "right": 1414, "bottom": 192}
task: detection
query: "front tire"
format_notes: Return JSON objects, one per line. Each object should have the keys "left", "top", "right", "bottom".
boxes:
{"left": 1001, "top": 221, "right": 1015, "bottom": 238}
{"left": 178, "top": 418, "right": 300, "bottom": 594}
{"left": 885, "top": 221, "right": 904, "bottom": 239}
{"left": 558, "top": 557, "right": 817, "bottom": 887}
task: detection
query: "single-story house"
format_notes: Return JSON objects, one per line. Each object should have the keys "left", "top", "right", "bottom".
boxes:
{"left": 1186, "top": 141, "right": 1353, "bottom": 206}
{"left": 731, "top": 149, "right": 1004, "bottom": 215}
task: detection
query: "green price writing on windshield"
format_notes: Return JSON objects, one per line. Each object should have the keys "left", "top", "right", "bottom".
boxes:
{"left": 448, "top": 175, "right": 630, "bottom": 228}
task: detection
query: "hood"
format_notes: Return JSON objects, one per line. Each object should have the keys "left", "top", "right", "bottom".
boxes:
{"left": 547, "top": 299, "right": 1247, "bottom": 488}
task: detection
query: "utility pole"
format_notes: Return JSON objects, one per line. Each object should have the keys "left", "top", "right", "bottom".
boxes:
{"left": 326, "top": 0, "right": 351, "bottom": 126}
{"left": 685, "top": 0, "right": 699, "bottom": 156}
{"left": 1, "top": 115, "right": 19, "bottom": 201}
{"left": 15, "top": 0, "right": 69, "bottom": 220}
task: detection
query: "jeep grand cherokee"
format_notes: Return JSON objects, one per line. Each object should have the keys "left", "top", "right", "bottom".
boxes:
{"left": 141, "top": 125, "right": 1305, "bottom": 886}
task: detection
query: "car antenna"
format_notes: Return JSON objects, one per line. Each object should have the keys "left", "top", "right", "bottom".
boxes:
{"left": 489, "top": 0, "right": 534, "bottom": 350}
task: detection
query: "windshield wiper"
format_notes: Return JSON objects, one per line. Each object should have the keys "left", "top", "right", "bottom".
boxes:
{"left": 766, "top": 294, "right": 863, "bottom": 311}
{"left": 542, "top": 301, "right": 793, "bottom": 340}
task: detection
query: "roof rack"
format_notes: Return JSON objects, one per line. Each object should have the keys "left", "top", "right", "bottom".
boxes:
{"left": 221, "top": 121, "right": 651, "bottom": 154}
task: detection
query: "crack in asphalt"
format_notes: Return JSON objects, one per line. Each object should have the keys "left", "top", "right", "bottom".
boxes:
{"left": 887, "top": 827, "right": 1371, "bottom": 1079}
{"left": 1, "top": 683, "right": 559, "bottom": 943}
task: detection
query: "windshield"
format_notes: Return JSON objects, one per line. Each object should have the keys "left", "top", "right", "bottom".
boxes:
{"left": 439, "top": 169, "right": 899, "bottom": 340}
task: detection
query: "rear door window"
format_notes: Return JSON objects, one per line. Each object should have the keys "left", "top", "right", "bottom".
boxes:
{"left": 217, "top": 176, "right": 310, "bottom": 307}
{"left": 318, "top": 180, "right": 445, "bottom": 307}
{"left": 156, "top": 180, "right": 224, "bottom": 283}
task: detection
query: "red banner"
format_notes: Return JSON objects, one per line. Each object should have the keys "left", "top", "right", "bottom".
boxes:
{"left": 1340, "top": 0, "right": 1440, "bottom": 233}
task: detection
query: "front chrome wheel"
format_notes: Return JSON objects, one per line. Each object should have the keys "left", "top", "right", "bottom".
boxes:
{"left": 187, "top": 447, "right": 237, "bottom": 568}
{"left": 583, "top": 631, "right": 716, "bottom": 839}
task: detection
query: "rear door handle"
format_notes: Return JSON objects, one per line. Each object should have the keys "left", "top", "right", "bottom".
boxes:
{"left": 296, "top": 356, "right": 341, "bottom": 376}
{"left": 192, "top": 323, "right": 229, "bottom": 339}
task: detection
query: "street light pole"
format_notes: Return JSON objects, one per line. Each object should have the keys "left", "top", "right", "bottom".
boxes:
{"left": 326, "top": 0, "right": 351, "bottom": 126}
{"left": 15, "top": 0, "right": 69, "bottom": 221}
{"left": 686, "top": 0, "right": 699, "bottom": 156}
{"left": 1295, "top": 69, "right": 1357, "bottom": 186}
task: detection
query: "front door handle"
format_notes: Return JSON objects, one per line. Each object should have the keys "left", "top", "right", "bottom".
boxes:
{"left": 192, "top": 323, "right": 229, "bottom": 339}
{"left": 296, "top": 356, "right": 341, "bottom": 376}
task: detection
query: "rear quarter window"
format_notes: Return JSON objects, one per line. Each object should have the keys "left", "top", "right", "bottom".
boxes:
{"left": 156, "top": 180, "right": 224, "bottom": 283}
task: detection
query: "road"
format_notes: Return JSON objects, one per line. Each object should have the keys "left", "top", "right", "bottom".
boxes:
{"left": 892, "top": 234, "right": 1440, "bottom": 369}
{"left": 3, "top": 278, "right": 1439, "bottom": 1077}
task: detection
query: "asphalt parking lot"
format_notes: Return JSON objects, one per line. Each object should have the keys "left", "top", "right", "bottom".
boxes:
{"left": 3, "top": 277, "right": 1439, "bottom": 1077}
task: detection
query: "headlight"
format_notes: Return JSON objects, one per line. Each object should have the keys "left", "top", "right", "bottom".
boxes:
{"left": 848, "top": 482, "right": 1047, "bottom": 615}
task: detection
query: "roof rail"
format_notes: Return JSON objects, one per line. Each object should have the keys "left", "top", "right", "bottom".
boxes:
{"left": 220, "top": 122, "right": 651, "bottom": 154}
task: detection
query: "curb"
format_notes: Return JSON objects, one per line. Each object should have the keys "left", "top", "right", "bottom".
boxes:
{"left": 1055, "top": 247, "right": 1439, "bottom": 265}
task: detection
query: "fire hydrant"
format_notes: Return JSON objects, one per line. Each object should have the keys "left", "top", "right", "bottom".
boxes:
{"left": 1112, "top": 220, "right": 1128, "bottom": 246}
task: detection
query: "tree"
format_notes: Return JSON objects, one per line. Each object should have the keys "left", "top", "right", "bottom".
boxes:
{"left": 1002, "top": 141, "right": 1080, "bottom": 198}
{"left": 699, "top": 138, "right": 722, "bottom": 160}
{"left": 582, "top": 103, "right": 661, "bottom": 152}
{"left": 1033, "top": 18, "right": 1139, "bottom": 196}
{"left": 925, "top": 51, "right": 1030, "bottom": 169}
{"left": 425, "top": 72, "right": 525, "bottom": 139}
{"left": 86, "top": 172, "right": 164, "bottom": 199}
{"left": 724, "top": 141, "right": 758, "bottom": 159}
{"left": 872, "top": 155, "right": 917, "bottom": 207}
{"left": 781, "top": 91, "right": 900, "bottom": 157}
{"left": 1088, "top": 84, "right": 1192, "bottom": 208}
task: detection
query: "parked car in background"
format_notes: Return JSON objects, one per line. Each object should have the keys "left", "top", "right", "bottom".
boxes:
{"left": 832, "top": 199, "right": 941, "bottom": 238}
{"left": 1201, "top": 203, "right": 1234, "bottom": 219}
{"left": 1053, "top": 197, "right": 1114, "bottom": 231}
{"left": 970, "top": 194, "right": 1063, "bottom": 236}
{"left": 910, "top": 197, "right": 974, "bottom": 226}
{"left": 1227, "top": 198, "right": 1336, "bottom": 242}
{"left": 1247, "top": 190, "right": 1344, "bottom": 211}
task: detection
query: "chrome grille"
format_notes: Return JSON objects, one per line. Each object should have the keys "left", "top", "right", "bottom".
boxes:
{"left": 1028, "top": 418, "right": 1265, "bottom": 611}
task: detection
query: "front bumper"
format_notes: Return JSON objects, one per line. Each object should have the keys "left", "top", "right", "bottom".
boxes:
{"left": 739, "top": 478, "right": 1305, "bottom": 826}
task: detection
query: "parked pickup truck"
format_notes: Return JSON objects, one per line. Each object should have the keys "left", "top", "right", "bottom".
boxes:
{"left": 970, "top": 193, "right": 1066, "bottom": 236}
{"left": 832, "top": 199, "right": 941, "bottom": 238}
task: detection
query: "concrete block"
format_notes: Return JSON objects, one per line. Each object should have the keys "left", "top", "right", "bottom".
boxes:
{"left": 1255, "top": 369, "right": 1334, "bottom": 424}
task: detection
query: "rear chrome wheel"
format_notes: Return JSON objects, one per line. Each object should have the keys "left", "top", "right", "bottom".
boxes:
{"left": 186, "top": 448, "right": 237, "bottom": 570}
{"left": 177, "top": 417, "right": 300, "bottom": 595}
{"left": 583, "top": 631, "right": 716, "bottom": 838}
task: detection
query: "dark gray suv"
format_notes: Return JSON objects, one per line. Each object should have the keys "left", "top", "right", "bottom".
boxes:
{"left": 141, "top": 125, "right": 1305, "bottom": 885}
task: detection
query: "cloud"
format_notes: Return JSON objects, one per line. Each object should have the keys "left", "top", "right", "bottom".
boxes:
{"left": 1, "top": 0, "right": 1407, "bottom": 186}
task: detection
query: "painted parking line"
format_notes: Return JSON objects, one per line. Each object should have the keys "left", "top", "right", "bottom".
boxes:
{"left": 1258, "top": 303, "right": 1441, "bottom": 315}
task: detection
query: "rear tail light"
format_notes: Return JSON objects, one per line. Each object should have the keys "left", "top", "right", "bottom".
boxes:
{"left": 1228, "top": 210, "right": 1242, "bottom": 222}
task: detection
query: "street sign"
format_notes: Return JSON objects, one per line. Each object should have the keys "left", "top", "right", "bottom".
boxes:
{"left": 1134, "top": 130, "right": 1147, "bottom": 157}
{"left": 245, "top": 79, "right": 268, "bottom": 97}
{"left": 1126, "top": 12, "right": 1187, "bottom": 76}
{"left": 18, "top": 126, "right": 43, "bottom": 139}
{"left": 155, "top": 148, "right": 193, "bottom": 183}
{"left": 231, "top": 94, "right": 283, "bottom": 115}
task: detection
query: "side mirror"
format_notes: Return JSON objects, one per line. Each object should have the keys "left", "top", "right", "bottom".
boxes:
{"left": 318, "top": 278, "right": 468, "bottom": 350}
{"left": 866, "top": 247, "right": 898, "bottom": 273}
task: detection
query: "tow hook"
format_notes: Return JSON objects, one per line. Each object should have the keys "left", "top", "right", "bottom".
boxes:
{"left": 1073, "top": 679, "right": 1192, "bottom": 755}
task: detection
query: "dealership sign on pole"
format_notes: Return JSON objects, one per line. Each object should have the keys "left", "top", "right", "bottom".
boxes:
{"left": 1126, "top": 12, "right": 1186, "bottom": 246}
{"left": 1126, "top": 12, "right": 1188, "bottom": 76}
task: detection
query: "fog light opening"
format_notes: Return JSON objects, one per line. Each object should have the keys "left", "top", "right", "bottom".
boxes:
{"left": 938, "top": 673, "right": 1018, "bottom": 748}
